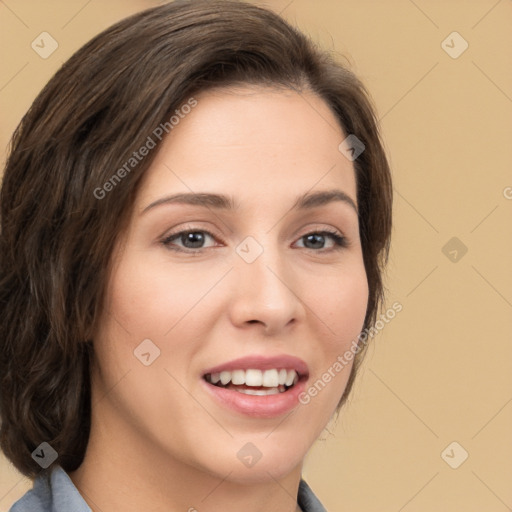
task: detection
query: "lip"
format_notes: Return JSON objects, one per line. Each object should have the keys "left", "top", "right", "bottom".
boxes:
{"left": 201, "top": 354, "right": 309, "bottom": 377}
{"left": 201, "top": 354, "right": 309, "bottom": 419}
{"left": 201, "top": 375, "right": 308, "bottom": 418}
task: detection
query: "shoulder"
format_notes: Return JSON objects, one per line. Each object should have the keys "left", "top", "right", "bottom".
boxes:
{"left": 9, "top": 466, "right": 91, "bottom": 512}
{"left": 298, "top": 479, "right": 328, "bottom": 512}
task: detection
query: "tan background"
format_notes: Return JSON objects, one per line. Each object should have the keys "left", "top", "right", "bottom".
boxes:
{"left": 1, "top": 1, "right": 511, "bottom": 510}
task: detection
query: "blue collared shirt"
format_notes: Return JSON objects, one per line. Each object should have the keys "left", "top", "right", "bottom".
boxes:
{"left": 9, "top": 465, "right": 327, "bottom": 512}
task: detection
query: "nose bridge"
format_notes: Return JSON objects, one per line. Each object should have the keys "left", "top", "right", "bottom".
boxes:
{"left": 237, "top": 233, "right": 293, "bottom": 298}
{"left": 229, "top": 232, "right": 301, "bottom": 330}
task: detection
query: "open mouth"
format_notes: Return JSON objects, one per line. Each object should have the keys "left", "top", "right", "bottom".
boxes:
{"left": 203, "top": 368, "right": 303, "bottom": 396}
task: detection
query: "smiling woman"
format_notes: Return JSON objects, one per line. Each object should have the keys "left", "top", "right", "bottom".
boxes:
{"left": 0, "top": 1, "right": 392, "bottom": 511}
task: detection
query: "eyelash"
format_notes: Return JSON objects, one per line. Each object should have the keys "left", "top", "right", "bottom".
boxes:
{"left": 160, "top": 227, "right": 349, "bottom": 254}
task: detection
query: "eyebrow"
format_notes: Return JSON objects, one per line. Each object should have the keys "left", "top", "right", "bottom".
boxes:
{"left": 141, "top": 189, "right": 358, "bottom": 215}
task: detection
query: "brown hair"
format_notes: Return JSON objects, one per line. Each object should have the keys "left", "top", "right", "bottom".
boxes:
{"left": 0, "top": 0, "right": 392, "bottom": 478}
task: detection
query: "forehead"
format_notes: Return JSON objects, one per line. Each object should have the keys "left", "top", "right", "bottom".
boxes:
{"left": 135, "top": 85, "right": 356, "bottom": 210}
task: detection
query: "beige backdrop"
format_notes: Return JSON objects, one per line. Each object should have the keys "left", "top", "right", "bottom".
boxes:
{"left": 1, "top": 1, "right": 511, "bottom": 511}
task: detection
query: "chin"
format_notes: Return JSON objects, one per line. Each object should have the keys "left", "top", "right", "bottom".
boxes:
{"left": 216, "top": 462, "right": 300, "bottom": 485}
{"left": 196, "top": 439, "right": 305, "bottom": 484}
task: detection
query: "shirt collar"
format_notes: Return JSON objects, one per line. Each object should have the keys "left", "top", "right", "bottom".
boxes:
{"left": 11, "top": 466, "right": 326, "bottom": 512}
{"left": 9, "top": 465, "right": 91, "bottom": 512}
{"left": 297, "top": 478, "right": 328, "bottom": 512}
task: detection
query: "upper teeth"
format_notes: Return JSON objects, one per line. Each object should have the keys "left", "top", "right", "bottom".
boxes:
{"left": 208, "top": 369, "right": 298, "bottom": 387}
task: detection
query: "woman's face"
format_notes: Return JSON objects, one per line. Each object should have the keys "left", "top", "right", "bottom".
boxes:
{"left": 92, "top": 85, "right": 368, "bottom": 483}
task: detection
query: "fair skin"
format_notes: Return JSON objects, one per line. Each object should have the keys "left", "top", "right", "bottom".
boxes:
{"left": 69, "top": 85, "right": 369, "bottom": 512}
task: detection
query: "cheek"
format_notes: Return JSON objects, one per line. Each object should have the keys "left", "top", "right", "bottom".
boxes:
{"left": 309, "top": 260, "right": 368, "bottom": 386}
{"left": 105, "top": 255, "right": 211, "bottom": 337}
{"left": 91, "top": 258, "right": 204, "bottom": 442}
{"left": 298, "top": 262, "right": 368, "bottom": 418}
{"left": 312, "top": 261, "right": 369, "bottom": 346}
{"left": 96, "top": 252, "right": 226, "bottom": 389}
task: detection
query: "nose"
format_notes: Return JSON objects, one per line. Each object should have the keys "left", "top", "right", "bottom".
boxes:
{"left": 227, "top": 240, "right": 304, "bottom": 336}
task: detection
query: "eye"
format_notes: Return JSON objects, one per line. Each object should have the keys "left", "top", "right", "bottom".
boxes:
{"left": 161, "top": 229, "right": 218, "bottom": 252}
{"left": 161, "top": 227, "right": 348, "bottom": 253}
{"left": 294, "top": 229, "right": 348, "bottom": 251}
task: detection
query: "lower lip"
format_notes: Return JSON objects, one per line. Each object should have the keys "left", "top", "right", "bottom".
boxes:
{"left": 201, "top": 378, "right": 307, "bottom": 418}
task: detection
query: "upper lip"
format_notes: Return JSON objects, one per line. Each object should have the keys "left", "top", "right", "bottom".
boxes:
{"left": 202, "top": 354, "right": 309, "bottom": 378}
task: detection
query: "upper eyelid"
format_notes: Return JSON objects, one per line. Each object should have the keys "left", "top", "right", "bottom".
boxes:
{"left": 162, "top": 223, "right": 345, "bottom": 237}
